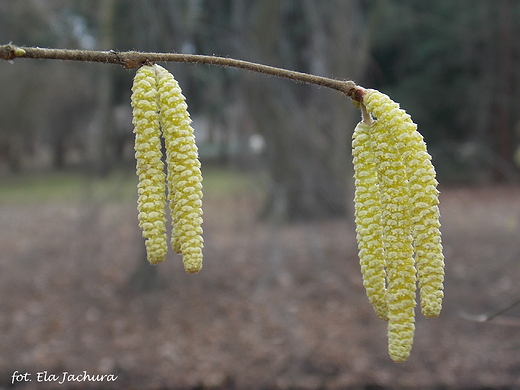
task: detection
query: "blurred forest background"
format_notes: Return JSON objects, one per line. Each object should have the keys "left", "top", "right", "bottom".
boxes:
{"left": 2, "top": 1, "right": 520, "bottom": 389}
{"left": 3, "top": 0, "right": 520, "bottom": 213}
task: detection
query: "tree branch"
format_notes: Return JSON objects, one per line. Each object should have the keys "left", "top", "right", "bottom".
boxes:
{"left": 0, "top": 43, "right": 365, "bottom": 100}
{"left": 460, "top": 297, "right": 520, "bottom": 324}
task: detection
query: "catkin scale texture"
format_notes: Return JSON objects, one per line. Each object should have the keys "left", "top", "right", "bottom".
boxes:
{"left": 364, "top": 89, "right": 444, "bottom": 319}
{"left": 155, "top": 65, "right": 203, "bottom": 274}
{"left": 352, "top": 122, "right": 388, "bottom": 321}
{"left": 131, "top": 66, "right": 167, "bottom": 265}
{"left": 353, "top": 89, "right": 444, "bottom": 362}
{"left": 370, "top": 117, "right": 416, "bottom": 362}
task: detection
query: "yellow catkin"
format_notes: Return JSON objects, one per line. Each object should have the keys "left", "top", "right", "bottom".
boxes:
{"left": 155, "top": 65, "right": 203, "bottom": 274}
{"left": 364, "top": 89, "right": 444, "bottom": 319}
{"left": 369, "top": 114, "right": 416, "bottom": 363}
{"left": 352, "top": 121, "right": 388, "bottom": 321}
{"left": 131, "top": 66, "right": 168, "bottom": 265}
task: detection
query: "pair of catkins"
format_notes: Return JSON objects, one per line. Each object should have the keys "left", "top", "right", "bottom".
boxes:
{"left": 130, "top": 63, "right": 444, "bottom": 362}
{"left": 131, "top": 64, "right": 203, "bottom": 274}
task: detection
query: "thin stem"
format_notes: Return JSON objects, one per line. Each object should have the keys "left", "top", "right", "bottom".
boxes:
{"left": 360, "top": 103, "right": 373, "bottom": 125}
{"left": 0, "top": 43, "right": 365, "bottom": 100}
{"left": 460, "top": 297, "right": 520, "bottom": 323}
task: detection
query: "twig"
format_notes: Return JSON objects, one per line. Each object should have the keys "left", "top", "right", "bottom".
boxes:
{"left": 460, "top": 297, "right": 520, "bottom": 324}
{"left": 0, "top": 43, "right": 365, "bottom": 100}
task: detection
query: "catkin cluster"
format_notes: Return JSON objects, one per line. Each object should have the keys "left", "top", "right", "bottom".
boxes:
{"left": 352, "top": 89, "right": 444, "bottom": 362}
{"left": 131, "top": 64, "right": 203, "bottom": 273}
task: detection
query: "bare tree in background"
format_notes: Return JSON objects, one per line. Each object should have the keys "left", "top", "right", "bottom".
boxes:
{"left": 88, "top": 0, "right": 116, "bottom": 175}
{"left": 242, "top": 0, "right": 367, "bottom": 220}
{"left": 0, "top": 1, "right": 96, "bottom": 172}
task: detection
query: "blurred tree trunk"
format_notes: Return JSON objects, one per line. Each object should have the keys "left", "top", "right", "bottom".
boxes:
{"left": 88, "top": 0, "right": 116, "bottom": 175}
{"left": 128, "top": 245, "right": 159, "bottom": 292}
{"left": 303, "top": 0, "right": 368, "bottom": 221}
{"left": 4, "top": 134, "right": 23, "bottom": 172}
{"left": 243, "top": 0, "right": 367, "bottom": 221}
{"left": 493, "top": 0, "right": 514, "bottom": 179}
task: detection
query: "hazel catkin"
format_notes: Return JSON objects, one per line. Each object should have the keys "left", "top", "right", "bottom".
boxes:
{"left": 131, "top": 65, "right": 168, "bottom": 265}
{"left": 352, "top": 121, "right": 388, "bottom": 321}
{"left": 155, "top": 64, "right": 203, "bottom": 274}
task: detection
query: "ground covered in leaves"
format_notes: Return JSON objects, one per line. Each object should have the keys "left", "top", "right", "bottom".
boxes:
{"left": 1, "top": 170, "right": 520, "bottom": 389}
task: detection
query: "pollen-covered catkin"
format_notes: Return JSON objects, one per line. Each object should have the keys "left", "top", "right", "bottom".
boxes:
{"left": 363, "top": 89, "right": 444, "bottom": 319}
{"left": 155, "top": 65, "right": 203, "bottom": 274}
{"left": 370, "top": 116, "right": 416, "bottom": 362}
{"left": 352, "top": 121, "right": 388, "bottom": 321}
{"left": 131, "top": 66, "right": 167, "bottom": 265}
